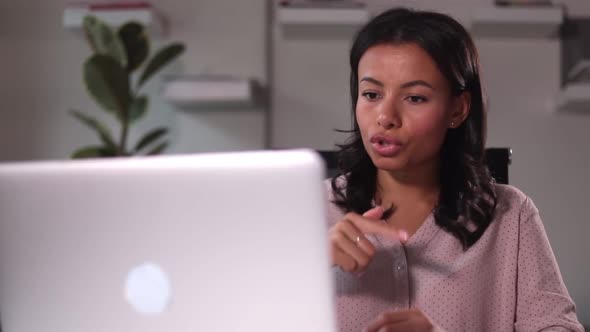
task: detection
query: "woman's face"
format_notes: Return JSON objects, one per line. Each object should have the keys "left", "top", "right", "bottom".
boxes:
{"left": 355, "top": 43, "right": 469, "bottom": 174}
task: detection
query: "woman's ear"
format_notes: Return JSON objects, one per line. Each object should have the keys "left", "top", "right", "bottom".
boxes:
{"left": 449, "top": 92, "right": 471, "bottom": 128}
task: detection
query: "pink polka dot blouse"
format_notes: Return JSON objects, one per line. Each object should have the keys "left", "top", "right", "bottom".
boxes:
{"left": 326, "top": 183, "right": 584, "bottom": 331}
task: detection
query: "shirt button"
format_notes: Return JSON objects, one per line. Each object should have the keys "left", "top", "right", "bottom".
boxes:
{"left": 396, "top": 263, "right": 406, "bottom": 270}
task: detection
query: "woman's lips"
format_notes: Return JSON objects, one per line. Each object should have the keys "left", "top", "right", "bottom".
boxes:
{"left": 370, "top": 134, "right": 403, "bottom": 157}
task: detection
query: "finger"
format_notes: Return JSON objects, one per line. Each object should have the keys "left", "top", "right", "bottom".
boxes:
{"left": 339, "top": 218, "right": 376, "bottom": 257}
{"left": 361, "top": 207, "right": 409, "bottom": 243}
{"left": 364, "top": 311, "right": 410, "bottom": 332}
{"left": 335, "top": 236, "right": 372, "bottom": 271}
{"left": 332, "top": 246, "right": 357, "bottom": 272}
{"left": 331, "top": 225, "right": 372, "bottom": 270}
{"left": 362, "top": 206, "right": 384, "bottom": 219}
{"left": 346, "top": 212, "right": 401, "bottom": 239}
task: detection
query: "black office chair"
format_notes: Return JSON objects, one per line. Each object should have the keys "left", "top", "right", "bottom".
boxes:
{"left": 318, "top": 148, "right": 512, "bottom": 184}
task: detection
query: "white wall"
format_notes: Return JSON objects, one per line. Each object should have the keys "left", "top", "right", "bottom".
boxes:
{"left": 162, "top": 0, "right": 268, "bottom": 154}
{"left": 0, "top": 0, "right": 588, "bottom": 325}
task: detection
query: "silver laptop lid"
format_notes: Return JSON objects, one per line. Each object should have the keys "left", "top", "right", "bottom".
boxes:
{"left": 0, "top": 149, "right": 335, "bottom": 332}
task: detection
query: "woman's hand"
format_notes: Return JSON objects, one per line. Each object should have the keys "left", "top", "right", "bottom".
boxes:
{"left": 364, "top": 308, "right": 437, "bottom": 332}
{"left": 329, "top": 206, "right": 403, "bottom": 273}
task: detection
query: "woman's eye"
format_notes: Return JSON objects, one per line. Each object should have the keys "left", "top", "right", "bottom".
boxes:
{"left": 407, "top": 95, "right": 427, "bottom": 104}
{"left": 362, "top": 92, "right": 380, "bottom": 101}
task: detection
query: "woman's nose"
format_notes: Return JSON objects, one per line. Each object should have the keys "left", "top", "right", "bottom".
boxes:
{"left": 376, "top": 104, "right": 400, "bottom": 129}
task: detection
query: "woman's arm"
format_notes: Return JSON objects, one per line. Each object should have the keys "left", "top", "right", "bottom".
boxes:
{"left": 514, "top": 197, "right": 584, "bottom": 332}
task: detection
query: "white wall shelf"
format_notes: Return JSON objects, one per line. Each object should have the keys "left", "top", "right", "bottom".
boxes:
{"left": 556, "top": 83, "right": 590, "bottom": 113}
{"left": 471, "top": 6, "right": 563, "bottom": 38}
{"left": 277, "top": 5, "right": 369, "bottom": 26}
{"left": 161, "top": 76, "right": 258, "bottom": 109}
{"left": 63, "top": 3, "right": 164, "bottom": 35}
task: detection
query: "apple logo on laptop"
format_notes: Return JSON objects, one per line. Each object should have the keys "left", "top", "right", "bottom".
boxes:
{"left": 125, "top": 262, "right": 172, "bottom": 315}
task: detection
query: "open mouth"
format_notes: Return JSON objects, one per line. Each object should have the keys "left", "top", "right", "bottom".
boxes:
{"left": 376, "top": 139, "right": 390, "bottom": 146}
{"left": 370, "top": 135, "right": 402, "bottom": 146}
{"left": 370, "top": 134, "right": 403, "bottom": 157}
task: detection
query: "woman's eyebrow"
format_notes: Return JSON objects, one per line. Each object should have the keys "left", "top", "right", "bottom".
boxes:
{"left": 360, "top": 77, "right": 435, "bottom": 91}
{"left": 360, "top": 76, "right": 384, "bottom": 87}
{"left": 399, "top": 80, "right": 435, "bottom": 90}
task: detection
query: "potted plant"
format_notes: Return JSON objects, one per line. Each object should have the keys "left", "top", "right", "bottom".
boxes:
{"left": 70, "top": 15, "right": 185, "bottom": 158}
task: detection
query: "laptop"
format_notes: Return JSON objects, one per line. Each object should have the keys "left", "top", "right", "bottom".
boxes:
{"left": 0, "top": 149, "right": 336, "bottom": 332}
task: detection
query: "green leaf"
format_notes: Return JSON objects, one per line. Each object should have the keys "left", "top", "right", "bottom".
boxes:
{"left": 83, "top": 16, "right": 127, "bottom": 67}
{"left": 134, "top": 127, "right": 168, "bottom": 152}
{"left": 129, "top": 95, "right": 148, "bottom": 122}
{"left": 146, "top": 141, "right": 169, "bottom": 155}
{"left": 138, "top": 43, "right": 185, "bottom": 88}
{"left": 83, "top": 54, "right": 131, "bottom": 118}
{"left": 69, "top": 110, "right": 117, "bottom": 149}
{"left": 118, "top": 21, "right": 149, "bottom": 72}
{"left": 71, "top": 145, "right": 117, "bottom": 159}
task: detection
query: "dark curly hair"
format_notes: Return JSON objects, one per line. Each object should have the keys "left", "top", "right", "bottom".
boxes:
{"left": 331, "top": 7, "right": 497, "bottom": 248}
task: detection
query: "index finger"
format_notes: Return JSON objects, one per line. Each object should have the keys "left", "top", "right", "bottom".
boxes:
{"left": 345, "top": 212, "right": 400, "bottom": 240}
{"left": 362, "top": 206, "right": 384, "bottom": 219}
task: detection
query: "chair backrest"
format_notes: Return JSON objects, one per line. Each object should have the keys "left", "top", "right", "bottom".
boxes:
{"left": 484, "top": 148, "right": 512, "bottom": 185}
{"left": 318, "top": 148, "right": 512, "bottom": 184}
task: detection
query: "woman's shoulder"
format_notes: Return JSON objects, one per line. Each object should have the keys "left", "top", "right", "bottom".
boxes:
{"left": 493, "top": 183, "right": 538, "bottom": 221}
{"left": 494, "top": 183, "right": 527, "bottom": 204}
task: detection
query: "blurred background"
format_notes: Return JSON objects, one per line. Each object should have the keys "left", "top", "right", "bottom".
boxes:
{"left": 0, "top": 0, "right": 589, "bottom": 326}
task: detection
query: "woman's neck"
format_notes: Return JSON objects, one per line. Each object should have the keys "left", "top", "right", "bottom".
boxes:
{"left": 375, "top": 161, "right": 440, "bottom": 209}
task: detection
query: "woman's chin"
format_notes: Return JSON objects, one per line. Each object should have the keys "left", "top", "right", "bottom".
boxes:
{"left": 370, "top": 155, "right": 408, "bottom": 172}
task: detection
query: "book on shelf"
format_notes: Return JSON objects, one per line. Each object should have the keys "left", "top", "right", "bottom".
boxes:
{"left": 66, "top": 1, "right": 152, "bottom": 11}
{"left": 64, "top": 2, "right": 156, "bottom": 29}
{"left": 278, "top": 0, "right": 365, "bottom": 9}
{"left": 495, "top": 0, "right": 553, "bottom": 7}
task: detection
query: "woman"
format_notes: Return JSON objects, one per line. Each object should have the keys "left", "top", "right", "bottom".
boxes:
{"left": 327, "top": 7, "right": 583, "bottom": 332}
